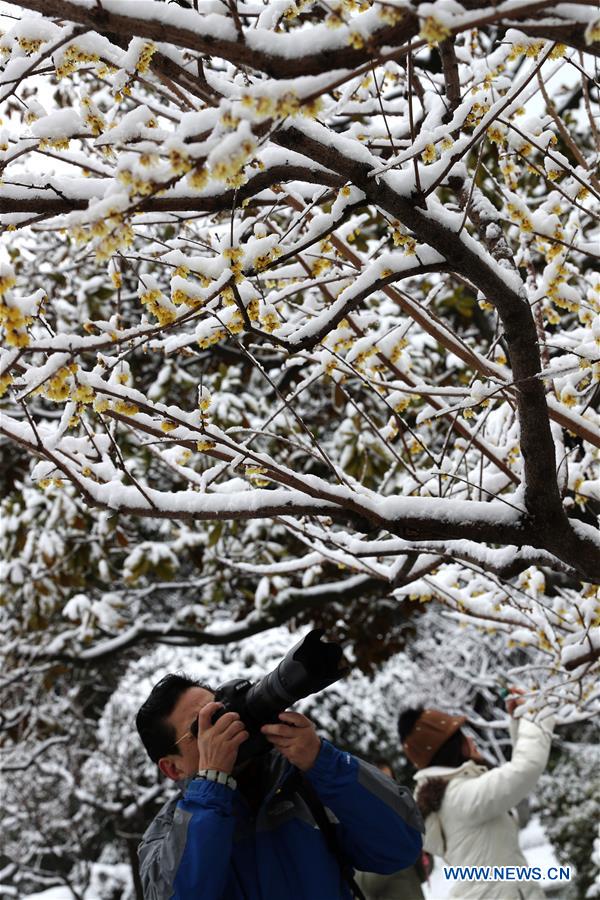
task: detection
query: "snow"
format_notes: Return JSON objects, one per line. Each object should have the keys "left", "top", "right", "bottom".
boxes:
{"left": 23, "top": 863, "right": 133, "bottom": 900}
{"left": 22, "top": 890, "right": 74, "bottom": 900}
{"left": 30, "top": 109, "right": 83, "bottom": 140}
{"left": 95, "top": 104, "right": 157, "bottom": 146}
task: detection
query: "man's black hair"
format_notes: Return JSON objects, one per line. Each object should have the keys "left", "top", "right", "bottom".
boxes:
{"left": 136, "top": 673, "right": 213, "bottom": 764}
{"left": 398, "top": 706, "right": 469, "bottom": 769}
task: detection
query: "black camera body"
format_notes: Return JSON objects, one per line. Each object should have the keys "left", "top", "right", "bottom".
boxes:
{"left": 191, "top": 629, "right": 349, "bottom": 765}
{"left": 213, "top": 677, "right": 274, "bottom": 761}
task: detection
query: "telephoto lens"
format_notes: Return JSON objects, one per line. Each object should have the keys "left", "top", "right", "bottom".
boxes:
{"left": 192, "top": 629, "right": 349, "bottom": 764}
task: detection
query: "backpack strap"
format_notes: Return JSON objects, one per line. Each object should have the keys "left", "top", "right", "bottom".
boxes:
{"left": 285, "top": 770, "right": 367, "bottom": 900}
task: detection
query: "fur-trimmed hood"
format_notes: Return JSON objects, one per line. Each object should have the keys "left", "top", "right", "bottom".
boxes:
{"left": 416, "top": 776, "right": 449, "bottom": 820}
{"left": 413, "top": 761, "right": 491, "bottom": 857}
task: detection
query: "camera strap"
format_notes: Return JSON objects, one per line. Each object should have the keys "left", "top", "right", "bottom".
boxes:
{"left": 286, "top": 771, "right": 367, "bottom": 900}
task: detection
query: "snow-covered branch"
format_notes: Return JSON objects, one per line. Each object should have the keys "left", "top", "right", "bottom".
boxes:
{"left": 1, "top": 0, "right": 599, "bottom": 752}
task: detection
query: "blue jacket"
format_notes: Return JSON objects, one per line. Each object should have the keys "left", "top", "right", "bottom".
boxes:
{"left": 138, "top": 740, "right": 424, "bottom": 899}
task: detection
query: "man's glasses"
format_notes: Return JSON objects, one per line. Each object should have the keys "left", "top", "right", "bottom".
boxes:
{"left": 173, "top": 729, "right": 193, "bottom": 748}
{"left": 173, "top": 717, "right": 200, "bottom": 748}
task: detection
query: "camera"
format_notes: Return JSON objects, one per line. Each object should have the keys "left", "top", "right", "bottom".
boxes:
{"left": 191, "top": 629, "right": 349, "bottom": 763}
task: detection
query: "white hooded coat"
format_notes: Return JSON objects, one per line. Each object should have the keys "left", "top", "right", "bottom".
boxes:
{"left": 413, "top": 716, "right": 554, "bottom": 899}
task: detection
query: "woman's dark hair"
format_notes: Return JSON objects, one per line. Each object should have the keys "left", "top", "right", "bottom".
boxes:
{"left": 398, "top": 707, "right": 423, "bottom": 743}
{"left": 428, "top": 729, "right": 469, "bottom": 768}
{"left": 398, "top": 706, "right": 470, "bottom": 769}
{"left": 135, "top": 673, "right": 213, "bottom": 764}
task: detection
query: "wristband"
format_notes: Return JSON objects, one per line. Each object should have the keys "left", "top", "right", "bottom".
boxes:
{"left": 194, "top": 768, "right": 237, "bottom": 791}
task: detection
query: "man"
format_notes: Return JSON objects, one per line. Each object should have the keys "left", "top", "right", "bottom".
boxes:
{"left": 136, "top": 673, "right": 424, "bottom": 899}
{"left": 398, "top": 693, "right": 554, "bottom": 899}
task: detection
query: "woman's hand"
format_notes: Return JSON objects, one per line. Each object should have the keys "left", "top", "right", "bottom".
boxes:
{"left": 506, "top": 687, "right": 526, "bottom": 717}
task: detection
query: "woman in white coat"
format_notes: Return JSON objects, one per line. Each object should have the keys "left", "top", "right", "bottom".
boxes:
{"left": 398, "top": 698, "right": 554, "bottom": 899}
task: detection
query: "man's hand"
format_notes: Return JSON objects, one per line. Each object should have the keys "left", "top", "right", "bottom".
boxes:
{"left": 261, "top": 711, "right": 321, "bottom": 771}
{"left": 196, "top": 702, "right": 248, "bottom": 774}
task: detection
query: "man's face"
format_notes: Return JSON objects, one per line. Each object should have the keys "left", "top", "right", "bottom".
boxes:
{"left": 159, "top": 686, "right": 215, "bottom": 780}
